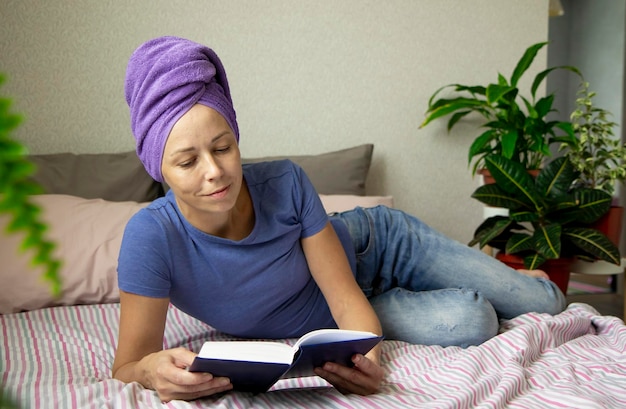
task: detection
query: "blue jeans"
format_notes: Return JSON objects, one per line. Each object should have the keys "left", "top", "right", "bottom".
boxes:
{"left": 331, "top": 206, "right": 566, "bottom": 348}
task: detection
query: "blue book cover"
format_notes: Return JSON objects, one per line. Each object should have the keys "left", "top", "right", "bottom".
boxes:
{"left": 188, "top": 329, "right": 383, "bottom": 393}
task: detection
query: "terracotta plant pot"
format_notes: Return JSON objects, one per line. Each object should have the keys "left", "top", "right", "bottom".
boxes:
{"left": 495, "top": 252, "right": 573, "bottom": 295}
{"left": 591, "top": 205, "right": 623, "bottom": 247}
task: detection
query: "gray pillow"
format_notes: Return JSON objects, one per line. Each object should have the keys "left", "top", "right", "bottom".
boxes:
{"left": 242, "top": 144, "right": 374, "bottom": 196}
{"left": 29, "top": 151, "right": 163, "bottom": 202}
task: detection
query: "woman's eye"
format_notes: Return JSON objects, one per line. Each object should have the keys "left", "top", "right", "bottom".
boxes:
{"left": 178, "top": 159, "right": 196, "bottom": 168}
{"left": 215, "top": 146, "right": 231, "bottom": 154}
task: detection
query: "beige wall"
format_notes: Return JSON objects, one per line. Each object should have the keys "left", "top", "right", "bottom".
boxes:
{"left": 0, "top": 0, "right": 549, "bottom": 243}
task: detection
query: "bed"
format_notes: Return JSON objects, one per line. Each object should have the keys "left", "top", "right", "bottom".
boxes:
{"left": 2, "top": 145, "right": 626, "bottom": 408}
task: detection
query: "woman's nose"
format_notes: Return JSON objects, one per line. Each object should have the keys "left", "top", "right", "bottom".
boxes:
{"left": 200, "top": 155, "right": 223, "bottom": 180}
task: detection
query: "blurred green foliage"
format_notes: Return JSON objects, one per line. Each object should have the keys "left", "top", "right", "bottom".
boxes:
{"left": 0, "top": 74, "right": 62, "bottom": 295}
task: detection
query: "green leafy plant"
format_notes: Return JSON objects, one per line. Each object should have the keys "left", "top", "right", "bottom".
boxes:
{"left": 420, "top": 42, "right": 581, "bottom": 175}
{"left": 0, "top": 75, "right": 62, "bottom": 293}
{"left": 560, "top": 81, "right": 626, "bottom": 195}
{"left": 0, "top": 74, "right": 63, "bottom": 409}
{"left": 469, "top": 154, "right": 620, "bottom": 269}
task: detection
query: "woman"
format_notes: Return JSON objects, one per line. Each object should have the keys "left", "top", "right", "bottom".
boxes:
{"left": 113, "top": 36, "right": 566, "bottom": 402}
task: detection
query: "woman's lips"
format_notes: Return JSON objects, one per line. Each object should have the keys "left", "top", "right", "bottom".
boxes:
{"left": 207, "top": 185, "right": 229, "bottom": 198}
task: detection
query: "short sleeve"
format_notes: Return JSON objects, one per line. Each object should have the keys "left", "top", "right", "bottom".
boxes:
{"left": 291, "top": 162, "right": 330, "bottom": 239}
{"left": 117, "top": 209, "right": 172, "bottom": 297}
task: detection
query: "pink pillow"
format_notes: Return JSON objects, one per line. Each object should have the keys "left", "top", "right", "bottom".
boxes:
{"left": 0, "top": 194, "right": 393, "bottom": 314}
{"left": 0, "top": 195, "right": 147, "bottom": 314}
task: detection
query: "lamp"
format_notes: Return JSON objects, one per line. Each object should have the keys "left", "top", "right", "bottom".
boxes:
{"left": 549, "top": 0, "right": 564, "bottom": 17}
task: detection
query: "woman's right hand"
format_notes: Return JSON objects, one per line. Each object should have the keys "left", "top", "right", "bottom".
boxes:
{"left": 112, "top": 292, "right": 232, "bottom": 402}
{"left": 141, "top": 347, "right": 232, "bottom": 402}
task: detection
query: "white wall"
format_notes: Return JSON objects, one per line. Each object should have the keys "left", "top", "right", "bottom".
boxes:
{"left": 0, "top": 0, "right": 549, "bottom": 243}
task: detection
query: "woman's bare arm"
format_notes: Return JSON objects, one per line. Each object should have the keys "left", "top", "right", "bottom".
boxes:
{"left": 112, "top": 291, "right": 232, "bottom": 401}
{"left": 302, "top": 222, "right": 384, "bottom": 394}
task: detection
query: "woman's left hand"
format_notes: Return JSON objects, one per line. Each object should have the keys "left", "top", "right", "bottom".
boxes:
{"left": 314, "top": 353, "right": 384, "bottom": 395}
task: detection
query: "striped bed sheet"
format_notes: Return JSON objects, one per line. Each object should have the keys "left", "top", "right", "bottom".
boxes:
{"left": 2, "top": 302, "right": 626, "bottom": 408}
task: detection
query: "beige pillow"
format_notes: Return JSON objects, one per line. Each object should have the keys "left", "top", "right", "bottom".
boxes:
{"left": 0, "top": 195, "right": 147, "bottom": 314}
{"left": 320, "top": 195, "right": 394, "bottom": 213}
{"left": 0, "top": 193, "right": 392, "bottom": 314}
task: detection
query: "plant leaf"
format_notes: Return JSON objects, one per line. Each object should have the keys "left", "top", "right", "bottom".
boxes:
{"left": 500, "top": 130, "right": 519, "bottom": 159}
{"left": 421, "top": 97, "right": 487, "bottom": 128}
{"left": 471, "top": 184, "right": 528, "bottom": 209}
{"left": 573, "top": 188, "right": 613, "bottom": 224}
{"left": 469, "top": 216, "right": 513, "bottom": 248}
{"left": 425, "top": 84, "right": 456, "bottom": 107}
{"left": 524, "top": 253, "right": 547, "bottom": 270}
{"left": 533, "top": 223, "right": 561, "bottom": 259}
{"left": 554, "top": 121, "right": 575, "bottom": 141}
{"left": 534, "top": 94, "right": 554, "bottom": 118}
{"left": 531, "top": 65, "right": 582, "bottom": 98}
{"left": 484, "top": 155, "right": 540, "bottom": 208}
{"left": 509, "top": 210, "right": 540, "bottom": 223}
{"left": 486, "top": 84, "right": 516, "bottom": 105}
{"left": 468, "top": 129, "right": 501, "bottom": 162}
{"left": 451, "top": 84, "right": 487, "bottom": 96}
{"left": 447, "top": 110, "right": 472, "bottom": 131}
{"left": 506, "top": 233, "right": 535, "bottom": 254}
{"left": 563, "top": 227, "right": 621, "bottom": 265}
{"left": 535, "top": 156, "right": 576, "bottom": 198}
{"left": 510, "top": 42, "right": 547, "bottom": 87}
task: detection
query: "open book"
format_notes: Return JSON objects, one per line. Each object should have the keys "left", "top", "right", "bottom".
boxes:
{"left": 188, "top": 329, "right": 384, "bottom": 393}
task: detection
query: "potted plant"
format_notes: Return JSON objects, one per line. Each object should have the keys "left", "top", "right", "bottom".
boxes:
{"left": 560, "top": 81, "right": 626, "bottom": 247}
{"left": 420, "top": 42, "right": 581, "bottom": 177}
{"left": 0, "top": 74, "right": 61, "bottom": 409}
{"left": 469, "top": 154, "right": 621, "bottom": 293}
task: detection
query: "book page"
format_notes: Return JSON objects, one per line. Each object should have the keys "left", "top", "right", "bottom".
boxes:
{"left": 197, "top": 341, "right": 294, "bottom": 364}
{"left": 294, "top": 329, "right": 379, "bottom": 348}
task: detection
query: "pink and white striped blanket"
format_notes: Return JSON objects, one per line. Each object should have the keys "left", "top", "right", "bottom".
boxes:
{"left": 2, "top": 302, "right": 625, "bottom": 408}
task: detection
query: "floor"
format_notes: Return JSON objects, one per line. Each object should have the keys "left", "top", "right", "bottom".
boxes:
{"left": 566, "top": 273, "right": 624, "bottom": 320}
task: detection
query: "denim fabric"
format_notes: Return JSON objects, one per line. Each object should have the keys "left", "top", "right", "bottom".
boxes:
{"left": 331, "top": 206, "right": 567, "bottom": 347}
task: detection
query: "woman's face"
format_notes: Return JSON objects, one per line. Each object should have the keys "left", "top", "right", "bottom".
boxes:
{"left": 161, "top": 104, "right": 242, "bottom": 226}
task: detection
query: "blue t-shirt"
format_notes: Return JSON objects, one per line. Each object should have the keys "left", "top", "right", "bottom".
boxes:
{"left": 117, "top": 160, "right": 355, "bottom": 338}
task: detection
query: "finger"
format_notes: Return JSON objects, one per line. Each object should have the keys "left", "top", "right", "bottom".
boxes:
{"left": 315, "top": 364, "right": 371, "bottom": 395}
{"left": 148, "top": 348, "right": 234, "bottom": 402}
{"left": 314, "top": 360, "right": 379, "bottom": 395}
{"left": 352, "top": 354, "right": 375, "bottom": 373}
{"left": 179, "top": 377, "right": 233, "bottom": 399}
{"left": 170, "top": 347, "right": 201, "bottom": 368}
{"left": 314, "top": 365, "right": 356, "bottom": 395}
{"left": 158, "top": 377, "right": 233, "bottom": 402}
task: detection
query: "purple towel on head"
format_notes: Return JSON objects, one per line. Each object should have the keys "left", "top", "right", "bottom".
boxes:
{"left": 125, "top": 36, "right": 239, "bottom": 182}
